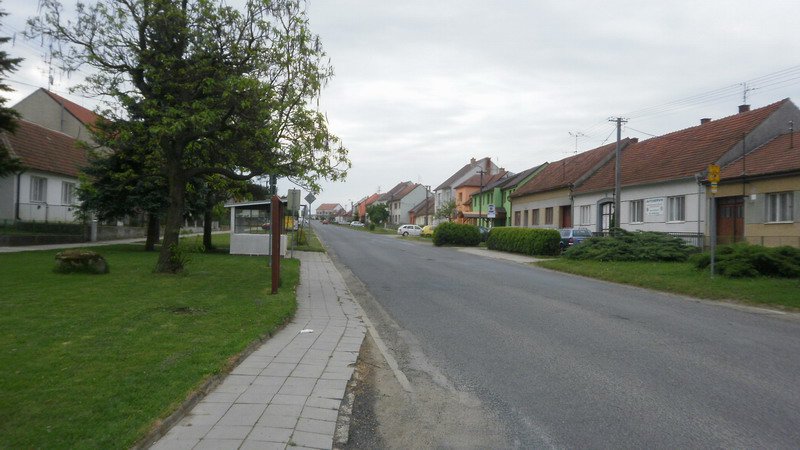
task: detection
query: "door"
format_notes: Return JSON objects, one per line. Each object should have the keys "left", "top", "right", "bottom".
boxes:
{"left": 560, "top": 205, "right": 572, "bottom": 228}
{"left": 716, "top": 196, "right": 744, "bottom": 244}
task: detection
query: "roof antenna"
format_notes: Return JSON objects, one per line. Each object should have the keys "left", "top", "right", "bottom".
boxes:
{"left": 569, "top": 131, "right": 585, "bottom": 154}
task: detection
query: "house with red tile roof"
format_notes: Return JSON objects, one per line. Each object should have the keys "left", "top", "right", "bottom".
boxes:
{"left": 0, "top": 120, "right": 88, "bottom": 223}
{"left": 315, "top": 203, "right": 344, "bottom": 219}
{"left": 409, "top": 195, "right": 435, "bottom": 226}
{"left": 571, "top": 99, "right": 800, "bottom": 241}
{"left": 433, "top": 157, "right": 500, "bottom": 224}
{"left": 453, "top": 170, "right": 511, "bottom": 225}
{"left": 356, "top": 193, "right": 380, "bottom": 223}
{"left": 711, "top": 131, "right": 800, "bottom": 247}
{"left": 510, "top": 140, "right": 632, "bottom": 229}
{"left": 12, "top": 88, "right": 101, "bottom": 146}
{"left": 376, "top": 181, "right": 427, "bottom": 225}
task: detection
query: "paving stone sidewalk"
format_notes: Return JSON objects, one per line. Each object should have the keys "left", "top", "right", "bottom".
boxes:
{"left": 150, "top": 251, "right": 366, "bottom": 450}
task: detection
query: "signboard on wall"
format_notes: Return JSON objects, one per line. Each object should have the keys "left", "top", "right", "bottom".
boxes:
{"left": 645, "top": 197, "right": 664, "bottom": 216}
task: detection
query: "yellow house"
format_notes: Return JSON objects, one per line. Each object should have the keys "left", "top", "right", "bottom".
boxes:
{"left": 714, "top": 131, "right": 800, "bottom": 247}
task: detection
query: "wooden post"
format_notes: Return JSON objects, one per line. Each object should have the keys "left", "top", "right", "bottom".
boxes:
{"left": 270, "top": 195, "right": 282, "bottom": 294}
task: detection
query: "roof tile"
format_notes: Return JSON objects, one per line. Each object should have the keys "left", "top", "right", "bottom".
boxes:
{"left": 4, "top": 120, "right": 87, "bottom": 177}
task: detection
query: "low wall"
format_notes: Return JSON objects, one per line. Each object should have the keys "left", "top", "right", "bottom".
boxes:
{"left": 96, "top": 225, "right": 147, "bottom": 241}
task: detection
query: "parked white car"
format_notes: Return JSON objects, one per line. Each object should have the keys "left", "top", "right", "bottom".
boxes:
{"left": 397, "top": 224, "right": 423, "bottom": 236}
{"left": 350, "top": 221, "right": 365, "bottom": 227}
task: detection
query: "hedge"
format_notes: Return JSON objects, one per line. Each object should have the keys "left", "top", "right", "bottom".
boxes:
{"left": 564, "top": 228, "right": 696, "bottom": 262}
{"left": 433, "top": 222, "right": 481, "bottom": 247}
{"left": 690, "top": 243, "right": 800, "bottom": 278}
{"left": 485, "top": 227, "right": 561, "bottom": 256}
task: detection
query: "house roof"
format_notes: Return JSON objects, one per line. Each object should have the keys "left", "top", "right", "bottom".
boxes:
{"left": 434, "top": 157, "right": 493, "bottom": 191}
{"left": 456, "top": 171, "right": 510, "bottom": 189}
{"left": 719, "top": 132, "right": 800, "bottom": 180}
{"left": 2, "top": 119, "right": 88, "bottom": 177}
{"left": 409, "top": 196, "right": 435, "bottom": 215}
{"left": 316, "top": 203, "right": 342, "bottom": 211}
{"left": 476, "top": 171, "right": 516, "bottom": 194}
{"left": 512, "top": 140, "right": 625, "bottom": 198}
{"left": 574, "top": 99, "right": 791, "bottom": 194}
{"left": 500, "top": 163, "right": 547, "bottom": 191}
{"left": 379, "top": 181, "right": 417, "bottom": 203}
{"left": 43, "top": 89, "right": 101, "bottom": 126}
{"left": 364, "top": 193, "right": 381, "bottom": 206}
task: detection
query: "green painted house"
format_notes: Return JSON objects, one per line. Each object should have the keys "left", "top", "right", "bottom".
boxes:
{"left": 499, "top": 163, "right": 548, "bottom": 226}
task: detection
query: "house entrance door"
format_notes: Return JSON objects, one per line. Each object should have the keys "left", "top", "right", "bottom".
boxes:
{"left": 599, "top": 202, "right": 614, "bottom": 233}
{"left": 560, "top": 205, "right": 572, "bottom": 228}
{"left": 716, "top": 196, "right": 744, "bottom": 244}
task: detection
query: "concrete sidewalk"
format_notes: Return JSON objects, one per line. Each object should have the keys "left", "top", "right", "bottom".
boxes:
{"left": 150, "top": 251, "right": 366, "bottom": 450}
{"left": 457, "top": 246, "right": 552, "bottom": 264}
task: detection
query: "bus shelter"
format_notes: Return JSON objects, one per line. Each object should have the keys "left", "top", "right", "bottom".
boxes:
{"left": 224, "top": 199, "right": 288, "bottom": 256}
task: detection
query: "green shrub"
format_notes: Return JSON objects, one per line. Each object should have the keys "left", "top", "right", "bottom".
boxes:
{"left": 433, "top": 222, "right": 481, "bottom": 247}
{"left": 691, "top": 243, "right": 800, "bottom": 278}
{"left": 486, "top": 227, "right": 561, "bottom": 256}
{"left": 13, "top": 221, "right": 85, "bottom": 235}
{"left": 564, "top": 228, "right": 696, "bottom": 262}
{"left": 368, "top": 223, "right": 376, "bottom": 231}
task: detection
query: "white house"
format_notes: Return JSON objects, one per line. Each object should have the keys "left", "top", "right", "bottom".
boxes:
{"left": 0, "top": 120, "right": 88, "bottom": 223}
{"left": 572, "top": 100, "right": 800, "bottom": 245}
{"left": 433, "top": 157, "right": 499, "bottom": 225}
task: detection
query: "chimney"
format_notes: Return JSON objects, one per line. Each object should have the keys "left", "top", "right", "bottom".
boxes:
{"left": 738, "top": 104, "right": 750, "bottom": 113}
{"left": 485, "top": 157, "right": 491, "bottom": 172}
{"left": 470, "top": 157, "right": 476, "bottom": 164}
{"left": 700, "top": 118, "right": 712, "bottom": 125}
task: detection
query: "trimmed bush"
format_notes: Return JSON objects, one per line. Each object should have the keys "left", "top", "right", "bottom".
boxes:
{"left": 433, "top": 222, "right": 481, "bottom": 247}
{"left": 11, "top": 221, "right": 85, "bottom": 235}
{"left": 564, "top": 228, "right": 696, "bottom": 262}
{"left": 691, "top": 243, "right": 800, "bottom": 278}
{"left": 486, "top": 227, "right": 561, "bottom": 256}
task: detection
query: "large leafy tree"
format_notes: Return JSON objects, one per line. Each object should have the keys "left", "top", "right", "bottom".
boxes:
{"left": 29, "top": 0, "right": 349, "bottom": 272}
{"left": 366, "top": 203, "right": 389, "bottom": 226}
{"left": 0, "top": 4, "right": 22, "bottom": 177}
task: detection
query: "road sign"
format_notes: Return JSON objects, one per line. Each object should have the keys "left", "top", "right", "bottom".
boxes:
{"left": 487, "top": 204, "right": 496, "bottom": 219}
{"left": 304, "top": 193, "right": 316, "bottom": 204}
{"left": 707, "top": 164, "right": 720, "bottom": 183}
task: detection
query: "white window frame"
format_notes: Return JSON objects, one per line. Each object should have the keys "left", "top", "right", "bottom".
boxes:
{"left": 667, "top": 195, "right": 685, "bottom": 222}
{"left": 766, "top": 192, "right": 794, "bottom": 223}
{"left": 630, "top": 199, "right": 644, "bottom": 224}
{"left": 30, "top": 176, "right": 47, "bottom": 203}
{"left": 62, "top": 181, "right": 77, "bottom": 205}
{"left": 579, "top": 205, "right": 591, "bottom": 225}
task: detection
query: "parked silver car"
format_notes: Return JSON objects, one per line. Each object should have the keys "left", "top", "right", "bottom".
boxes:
{"left": 396, "top": 224, "right": 422, "bottom": 236}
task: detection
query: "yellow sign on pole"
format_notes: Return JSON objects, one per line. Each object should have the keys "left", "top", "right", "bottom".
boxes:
{"left": 707, "top": 164, "right": 720, "bottom": 183}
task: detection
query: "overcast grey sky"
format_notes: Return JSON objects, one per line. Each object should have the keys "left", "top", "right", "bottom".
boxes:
{"left": 3, "top": 1, "right": 800, "bottom": 210}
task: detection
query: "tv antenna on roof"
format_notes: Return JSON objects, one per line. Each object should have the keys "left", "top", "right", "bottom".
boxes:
{"left": 568, "top": 131, "right": 585, "bottom": 154}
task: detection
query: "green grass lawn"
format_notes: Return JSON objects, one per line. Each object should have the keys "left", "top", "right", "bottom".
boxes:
{"left": 0, "top": 236, "right": 298, "bottom": 448}
{"left": 291, "top": 226, "right": 325, "bottom": 252}
{"left": 537, "top": 259, "right": 800, "bottom": 309}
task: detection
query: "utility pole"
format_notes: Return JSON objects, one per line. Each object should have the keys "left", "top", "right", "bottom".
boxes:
{"left": 609, "top": 117, "right": 627, "bottom": 229}
{"left": 424, "top": 186, "right": 430, "bottom": 226}
{"left": 476, "top": 169, "right": 487, "bottom": 227}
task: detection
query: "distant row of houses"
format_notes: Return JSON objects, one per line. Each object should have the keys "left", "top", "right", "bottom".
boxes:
{"left": 325, "top": 99, "right": 799, "bottom": 248}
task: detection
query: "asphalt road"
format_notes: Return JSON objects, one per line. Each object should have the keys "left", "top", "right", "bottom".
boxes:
{"left": 314, "top": 223, "right": 800, "bottom": 449}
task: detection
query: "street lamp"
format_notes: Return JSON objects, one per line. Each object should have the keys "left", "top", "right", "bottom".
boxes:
{"left": 425, "top": 185, "right": 430, "bottom": 226}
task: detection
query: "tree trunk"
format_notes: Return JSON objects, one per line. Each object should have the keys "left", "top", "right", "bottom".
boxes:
{"left": 156, "top": 159, "right": 186, "bottom": 273}
{"left": 203, "top": 199, "right": 214, "bottom": 252}
{"left": 145, "top": 213, "right": 160, "bottom": 251}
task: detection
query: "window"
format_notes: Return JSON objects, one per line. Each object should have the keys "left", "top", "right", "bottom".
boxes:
{"left": 62, "top": 182, "right": 77, "bottom": 205}
{"left": 523, "top": 210, "right": 529, "bottom": 227}
{"left": 30, "top": 176, "right": 47, "bottom": 203}
{"left": 667, "top": 196, "right": 685, "bottom": 222}
{"left": 514, "top": 211, "right": 521, "bottom": 226}
{"left": 544, "top": 207, "right": 553, "bottom": 225}
{"left": 580, "top": 205, "right": 591, "bottom": 225}
{"left": 766, "top": 192, "right": 793, "bottom": 222}
{"left": 630, "top": 200, "right": 644, "bottom": 223}
{"left": 532, "top": 209, "right": 539, "bottom": 225}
